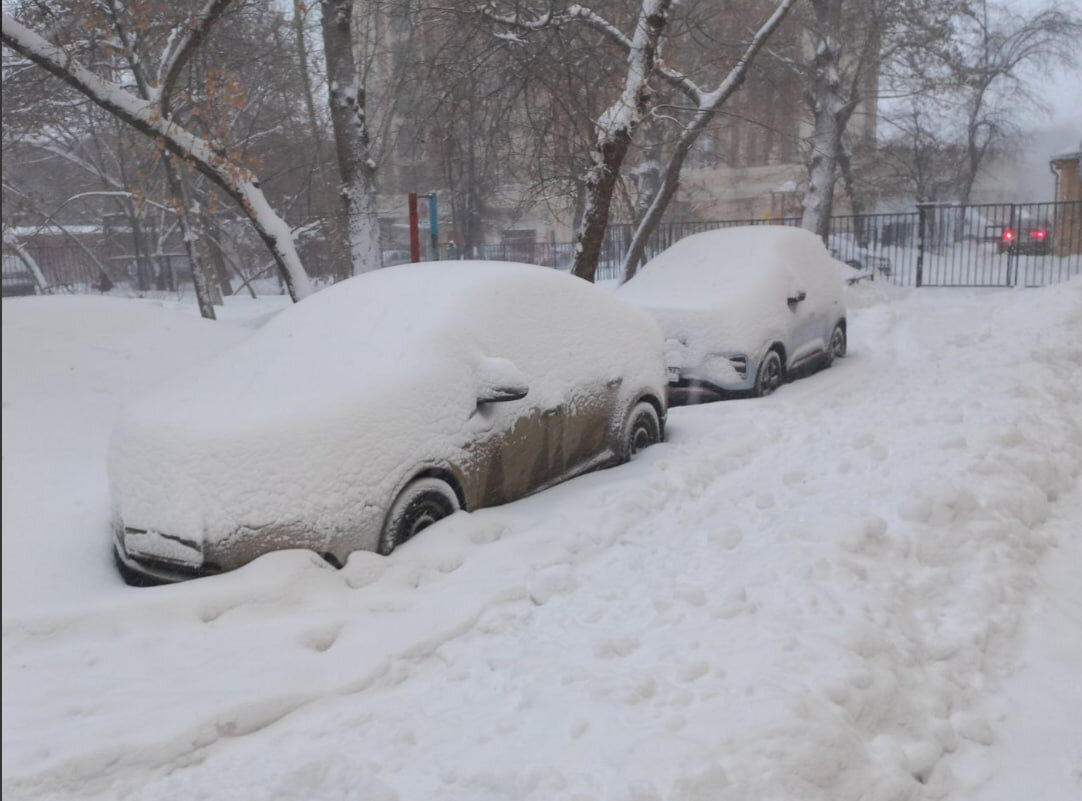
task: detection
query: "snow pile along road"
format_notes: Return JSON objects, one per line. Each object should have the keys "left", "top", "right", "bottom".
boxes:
{"left": 1, "top": 296, "right": 251, "bottom": 610}
{"left": 2, "top": 281, "right": 1081, "bottom": 800}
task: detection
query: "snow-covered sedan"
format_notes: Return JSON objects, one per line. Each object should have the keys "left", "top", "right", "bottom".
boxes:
{"left": 110, "top": 262, "right": 668, "bottom": 584}
{"left": 617, "top": 226, "right": 847, "bottom": 403}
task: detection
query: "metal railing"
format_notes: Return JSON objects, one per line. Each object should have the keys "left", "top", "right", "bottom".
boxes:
{"left": 4, "top": 201, "right": 1079, "bottom": 297}
{"left": 606, "top": 201, "right": 1082, "bottom": 288}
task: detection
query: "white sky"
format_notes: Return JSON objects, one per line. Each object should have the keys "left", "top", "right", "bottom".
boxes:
{"left": 1017, "top": 0, "right": 1082, "bottom": 142}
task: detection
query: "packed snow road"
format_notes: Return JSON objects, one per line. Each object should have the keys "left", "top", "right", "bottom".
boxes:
{"left": 3, "top": 283, "right": 1081, "bottom": 800}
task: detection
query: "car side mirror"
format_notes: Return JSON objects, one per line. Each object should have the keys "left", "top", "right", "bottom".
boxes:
{"left": 787, "top": 290, "right": 807, "bottom": 305}
{"left": 476, "top": 356, "right": 529, "bottom": 404}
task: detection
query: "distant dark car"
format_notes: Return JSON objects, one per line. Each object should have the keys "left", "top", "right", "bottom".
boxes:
{"left": 997, "top": 222, "right": 1051, "bottom": 255}
{"left": 1, "top": 254, "right": 38, "bottom": 297}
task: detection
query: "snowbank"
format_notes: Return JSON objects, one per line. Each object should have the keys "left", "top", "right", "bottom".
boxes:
{"left": 3, "top": 279, "right": 1081, "bottom": 800}
{"left": 1, "top": 296, "right": 252, "bottom": 612}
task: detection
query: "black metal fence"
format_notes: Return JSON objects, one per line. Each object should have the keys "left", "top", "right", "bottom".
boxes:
{"left": 5, "top": 201, "right": 1080, "bottom": 297}
{"left": 0, "top": 241, "right": 196, "bottom": 295}
{"left": 608, "top": 201, "right": 1081, "bottom": 288}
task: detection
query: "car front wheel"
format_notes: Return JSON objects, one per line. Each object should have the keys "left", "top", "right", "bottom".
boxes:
{"left": 754, "top": 350, "right": 783, "bottom": 397}
{"left": 380, "top": 477, "right": 460, "bottom": 555}
{"left": 623, "top": 401, "right": 661, "bottom": 460}
{"left": 825, "top": 324, "right": 847, "bottom": 366}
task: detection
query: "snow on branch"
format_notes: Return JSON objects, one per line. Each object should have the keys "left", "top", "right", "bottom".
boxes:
{"left": 155, "top": 0, "right": 233, "bottom": 110}
{"left": 479, "top": 2, "right": 704, "bottom": 104}
{"left": 1, "top": 12, "right": 313, "bottom": 300}
{"left": 619, "top": 0, "right": 799, "bottom": 279}
{"left": 697, "top": 0, "right": 798, "bottom": 111}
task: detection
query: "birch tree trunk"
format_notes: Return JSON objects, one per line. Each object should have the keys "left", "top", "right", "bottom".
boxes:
{"left": 633, "top": 119, "right": 664, "bottom": 226}
{"left": 321, "top": 0, "right": 381, "bottom": 275}
{"left": 295, "top": 0, "right": 350, "bottom": 280}
{"left": 801, "top": 0, "right": 847, "bottom": 242}
{"left": 163, "top": 156, "right": 218, "bottom": 319}
{"left": 571, "top": 0, "right": 672, "bottom": 283}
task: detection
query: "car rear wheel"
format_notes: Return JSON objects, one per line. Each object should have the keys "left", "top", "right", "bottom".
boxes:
{"left": 624, "top": 401, "right": 661, "bottom": 460}
{"left": 826, "top": 324, "right": 847, "bottom": 366}
{"left": 380, "top": 477, "right": 460, "bottom": 555}
{"left": 754, "top": 349, "right": 783, "bottom": 397}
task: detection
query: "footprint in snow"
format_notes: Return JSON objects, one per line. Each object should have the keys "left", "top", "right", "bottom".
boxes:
{"left": 595, "top": 635, "right": 639, "bottom": 659}
{"left": 299, "top": 622, "right": 343, "bottom": 653}
{"left": 707, "top": 526, "right": 742, "bottom": 551}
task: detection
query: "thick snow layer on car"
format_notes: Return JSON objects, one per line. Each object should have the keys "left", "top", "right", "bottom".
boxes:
{"left": 618, "top": 226, "right": 845, "bottom": 371}
{"left": 1, "top": 296, "right": 251, "bottom": 610}
{"left": 108, "top": 261, "right": 666, "bottom": 553}
{"left": 3, "top": 280, "right": 1081, "bottom": 801}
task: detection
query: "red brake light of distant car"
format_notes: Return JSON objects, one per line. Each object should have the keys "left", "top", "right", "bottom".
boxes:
{"left": 1002, "top": 228, "right": 1014, "bottom": 242}
{"left": 1031, "top": 229, "right": 1047, "bottom": 241}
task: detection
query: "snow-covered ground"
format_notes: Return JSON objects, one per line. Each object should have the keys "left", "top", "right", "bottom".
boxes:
{"left": 2, "top": 280, "right": 1080, "bottom": 800}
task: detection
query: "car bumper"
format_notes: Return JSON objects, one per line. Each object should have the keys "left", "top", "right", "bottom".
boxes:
{"left": 668, "top": 356, "right": 753, "bottom": 396}
{"left": 112, "top": 526, "right": 222, "bottom": 585}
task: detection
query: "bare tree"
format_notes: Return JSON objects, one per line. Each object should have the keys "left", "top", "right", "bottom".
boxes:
{"left": 321, "top": 0, "right": 381, "bottom": 274}
{"left": 619, "top": 0, "right": 799, "bottom": 279}
{"left": 949, "top": 1, "right": 1082, "bottom": 204}
{"left": 875, "top": 104, "right": 965, "bottom": 203}
{"left": 484, "top": 1, "right": 674, "bottom": 282}
{"left": 483, "top": 0, "right": 797, "bottom": 280}
{"left": 1, "top": 8, "right": 314, "bottom": 301}
{"left": 766, "top": 0, "right": 965, "bottom": 238}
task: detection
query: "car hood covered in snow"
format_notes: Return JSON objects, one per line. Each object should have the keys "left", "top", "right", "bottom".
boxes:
{"left": 108, "top": 261, "right": 665, "bottom": 551}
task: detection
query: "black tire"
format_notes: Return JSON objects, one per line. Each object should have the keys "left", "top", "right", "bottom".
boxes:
{"left": 754, "top": 349, "right": 783, "bottom": 397}
{"left": 113, "top": 549, "right": 159, "bottom": 587}
{"left": 380, "top": 477, "right": 460, "bottom": 555}
{"left": 623, "top": 401, "right": 661, "bottom": 460}
{"left": 825, "top": 324, "right": 847, "bottom": 366}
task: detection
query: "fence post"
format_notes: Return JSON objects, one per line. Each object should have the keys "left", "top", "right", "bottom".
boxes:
{"left": 1007, "top": 203, "right": 1017, "bottom": 287}
{"left": 916, "top": 203, "right": 928, "bottom": 288}
{"left": 408, "top": 193, "right": 421, "bottom": 263}
{"left": 427, "top": 193, "right": 439, "bottom": 261}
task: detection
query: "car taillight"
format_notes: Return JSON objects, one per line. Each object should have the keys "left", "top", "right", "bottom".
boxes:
{"left": 1002, "top": 229, "right": 1014, "bottom": 242}
{"left": 1031, "top": 229, "right": 1046, "bottom": 240}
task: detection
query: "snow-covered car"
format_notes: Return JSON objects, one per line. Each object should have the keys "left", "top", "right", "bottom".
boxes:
{"left": 617, "top": 226, "right": 847, "bottom": 404}
{"left": 110, "top": 262, "right": 668, "bottom": 584}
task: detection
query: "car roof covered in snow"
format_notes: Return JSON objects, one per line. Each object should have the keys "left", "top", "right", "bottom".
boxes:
{"left": 618, "top": 226, "right": 838, "bottom": 309}
{"left": 117, "top": 260, "right": 664, "bottom": 436}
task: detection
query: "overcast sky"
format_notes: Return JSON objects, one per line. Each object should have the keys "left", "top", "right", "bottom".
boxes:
{"left": 1040, "top": 62, "right": 1082, "bottom": 138}
{"left": 1018, "top": 0, "right": 1082, "bottom": 145}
